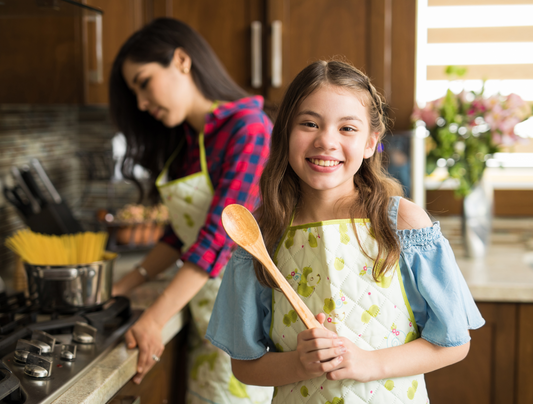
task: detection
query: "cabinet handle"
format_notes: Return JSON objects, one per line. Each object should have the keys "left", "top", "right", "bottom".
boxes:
{"left": 84, "top": 14, "right": 103, "bottom": 84}
{"left": 251, "top": 21, "right": 262, "bottom": 88}
{"left": 271, "top": 20, "right": 282, "bottom": 88}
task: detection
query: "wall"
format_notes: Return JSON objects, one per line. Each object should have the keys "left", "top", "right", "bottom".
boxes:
{"left": 0, "top": 106, "right": 139, "bottom": 289}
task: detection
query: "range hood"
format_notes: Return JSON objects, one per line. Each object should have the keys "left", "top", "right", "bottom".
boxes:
{"left": 0, "top": 0, "right": 102, "bottom": 17}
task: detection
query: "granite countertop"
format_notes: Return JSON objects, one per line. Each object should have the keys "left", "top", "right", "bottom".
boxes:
{"left": 441, "top": 216, "right": 533, "bottom": 303}
{"left": 455, "top": 244, "right": 533, "bottom": 303}
{"left": 51, "top": 254, "right": 186, "bottom": 404}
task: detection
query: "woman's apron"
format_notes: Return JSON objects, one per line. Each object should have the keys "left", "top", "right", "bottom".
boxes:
{"left": 270, "top": 219, "right": 429, "bottom": 404}
{"left": 156, "top": 119, "right": 273, "bottom": 404}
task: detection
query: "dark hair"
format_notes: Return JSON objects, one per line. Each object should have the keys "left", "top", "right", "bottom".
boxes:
{"left": 254, "top": 60, "right": 403, "bottom": 288}
{"left": 109, "top": 17, "right": 248, "bottom": 202}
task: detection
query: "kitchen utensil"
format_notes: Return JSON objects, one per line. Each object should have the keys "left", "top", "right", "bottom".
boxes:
{"left": 29, "top": 158, "right": 83, "bottom": 234}
{"left": 3, "top": 186, "right": 32, "bottom": 216}
{"left": 20, "top": 166, "right": 47, "bottom": 208}
{"left": 221, "top": 204, "right": 321, "bottom": 329}
{"left": 11, "top": 166, "right": 40, "bottom": 214}
{"left": 24, "top": 252, "right": 117, "bottom": 311}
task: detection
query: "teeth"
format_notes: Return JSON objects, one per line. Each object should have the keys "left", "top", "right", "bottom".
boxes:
{"left": 310, "top": 158, "right": 340, "bottom": 167}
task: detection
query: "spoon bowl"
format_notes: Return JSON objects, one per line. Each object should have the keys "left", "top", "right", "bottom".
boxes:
{"left": 222, "top": 204, "right": 321, "bottom": 329}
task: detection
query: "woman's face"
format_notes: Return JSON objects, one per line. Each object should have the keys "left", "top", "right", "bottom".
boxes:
{"left": 288, "top": 84, "right": 378, "bottom": 199}
{"left": 122, "top": 49, "right": 195, "bottom": 127}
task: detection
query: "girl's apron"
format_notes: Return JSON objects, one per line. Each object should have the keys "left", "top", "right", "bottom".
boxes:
{"left": 270, "top": 218, "right": 429, "bottom": 404}
{"left": 156, "top": 118, "right": 273, "bottom": 404}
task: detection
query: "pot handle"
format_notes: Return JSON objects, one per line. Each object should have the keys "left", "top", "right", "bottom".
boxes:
{"left": 36, "top": 268, "right": 79, "bottom": 280}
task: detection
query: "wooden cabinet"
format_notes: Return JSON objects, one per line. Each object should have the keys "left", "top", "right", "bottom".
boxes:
{"left": 107, "top": 327, "right": 188, "bottom": 404}
{"left": 0, "top": 1, "right": 142, "bottom": 105}
{"left": 424, "top": 302, "right": 533, "bottom": 404}
{"left": 166, "top": 0, "right": 417, "bottom": 130}
{"left": 1, "top": 0, "right": 417, "bottom": 129}
{"left": 83, "top": 0, "right": 144, "bottom": 105}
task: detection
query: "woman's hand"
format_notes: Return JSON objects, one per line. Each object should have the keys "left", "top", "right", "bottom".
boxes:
{"left": 124, "top": 312, "right": 165, "bottom": 384}
{"left": 295, "top": 313, "right": 346, "bottom": 380}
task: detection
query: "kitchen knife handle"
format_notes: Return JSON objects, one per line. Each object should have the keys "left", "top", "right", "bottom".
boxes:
{"left": 31, "top": 159, "right": 62, "bottom": 204}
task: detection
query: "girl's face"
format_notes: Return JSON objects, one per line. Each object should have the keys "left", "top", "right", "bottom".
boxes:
{"left": 288, "top": 84, "right": 378, "bottom": 198}
{"left": 122, "top": 49, "right": 195, "bottom": 127}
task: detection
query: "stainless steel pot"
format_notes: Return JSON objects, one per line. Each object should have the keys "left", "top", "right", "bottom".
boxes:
{"left": 24, "top": 252, "right": 117, "bottom": 311}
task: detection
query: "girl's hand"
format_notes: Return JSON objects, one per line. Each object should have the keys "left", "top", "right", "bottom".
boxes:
{"left": 124, "top": 312, "right": 165, "bottom": 384}
{"left": 295, "top": 313, "right": 346, "bottom": 380}
{"left": 326, "top": 337, "right": 374, "bottom": 382}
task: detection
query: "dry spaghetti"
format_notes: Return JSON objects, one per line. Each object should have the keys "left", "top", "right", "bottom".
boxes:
{"left": 5, "top": 229, "right": 108, "bottom": 266}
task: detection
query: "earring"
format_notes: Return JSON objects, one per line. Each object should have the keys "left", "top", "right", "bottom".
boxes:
{"left": 182, "top": 67, "right": 190, "bottom": 74}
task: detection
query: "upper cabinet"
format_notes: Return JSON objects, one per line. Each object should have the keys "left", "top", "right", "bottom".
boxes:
{"left": 0, "top": 0, "right": 142, "bottom": 105}
{"left": 0, "top": 0, "right": 416, "bottom": 129}
{"left": 169, "top": 0, "right": 416, "bottom": 130}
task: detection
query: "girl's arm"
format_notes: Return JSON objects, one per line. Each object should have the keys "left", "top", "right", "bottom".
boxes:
{"left": 124, "top": 260, "right": 209, "bottom": 384}
{"left": 326, "top": 335, "right": 469, "bottom": 382}
{"left": 231, "top": 322, "right": 345, "bottom": 386}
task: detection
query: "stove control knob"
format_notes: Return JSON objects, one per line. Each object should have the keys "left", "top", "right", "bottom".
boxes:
{"left": 30, "top": 330, "right": 56, "bottom": 354}
{"left": 60, "top": 344, "right": 77, "bottom": 361}
{"left": 72, "top": 321, "right": 97, "bottom": 344}
{"left": 14, "top": 339, "right": 42, "bottom": 364}
{"left": 24, "top": 353, "right": 53, "bottom": 378}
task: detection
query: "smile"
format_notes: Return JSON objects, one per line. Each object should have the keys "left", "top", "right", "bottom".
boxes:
{"left": 308, "top": 158, "right": 341, "bottom": 167}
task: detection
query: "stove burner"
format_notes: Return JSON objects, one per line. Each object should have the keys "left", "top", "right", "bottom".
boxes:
{"left": 0, "top": 296, "right": 141, "bottom": 404}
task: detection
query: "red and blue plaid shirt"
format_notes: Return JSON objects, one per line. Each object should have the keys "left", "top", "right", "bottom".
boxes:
{"left": 159, "top": 96, "right": 272, "bottom": 277}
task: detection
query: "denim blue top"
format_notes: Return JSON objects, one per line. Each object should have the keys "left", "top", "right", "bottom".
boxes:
{"left": 206, "top": 197, "right": 485, "bottom": 360}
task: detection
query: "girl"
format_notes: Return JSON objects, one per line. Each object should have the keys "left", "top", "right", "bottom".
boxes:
{"left": 110, "top": 18, "right": 273, "bottom": 403}
{"left": 206, "top": 60, "right": 485, "bottom": 403}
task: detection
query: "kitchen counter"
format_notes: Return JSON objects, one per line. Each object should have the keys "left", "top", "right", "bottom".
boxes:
{"left": 51, "top": 254, "right": 186, "bottom": 404}
{"left": 455, "top": 244, "right": 533, "bottom": 302}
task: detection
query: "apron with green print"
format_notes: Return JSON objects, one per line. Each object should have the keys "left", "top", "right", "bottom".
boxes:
{"left": 156, "top": 126, "right": 272, "bottom": 404}
{"left": 271, "top": 219, "right": 429, "bottom": 404}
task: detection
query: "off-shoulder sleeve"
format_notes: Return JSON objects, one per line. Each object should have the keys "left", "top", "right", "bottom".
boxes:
{"left": 206, "top": 247, "right": 276, "bottom": 359}
{"left": 397, "top": 223, "right": 485, "bottom": 347}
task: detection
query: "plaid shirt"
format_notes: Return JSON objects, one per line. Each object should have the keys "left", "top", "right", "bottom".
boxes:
{"left": 160, "top": 96, "right": 272, "bottom": 277}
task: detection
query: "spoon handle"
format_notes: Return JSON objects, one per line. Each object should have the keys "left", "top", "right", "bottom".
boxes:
{"left": 250, "top": 246, "right": 322, "bottom": 330}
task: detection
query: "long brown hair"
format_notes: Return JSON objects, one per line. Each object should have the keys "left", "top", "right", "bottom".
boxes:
{"left": 109, "top": 18, "right": 248, "bottom": 203}
{"left": 254, "top": 60, "right": 403, "bottom": 288}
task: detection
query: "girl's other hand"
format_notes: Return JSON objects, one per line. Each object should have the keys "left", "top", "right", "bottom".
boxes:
{"left": 124, "top": 312, "right": 165, "bottom": 384}
{"left": 295, "top": 313, "right": 346, "bottom": 380}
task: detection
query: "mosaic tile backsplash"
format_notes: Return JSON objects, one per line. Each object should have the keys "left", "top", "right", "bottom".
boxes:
{"left": 0, "top": 105, "right": 139, "bottom": 289}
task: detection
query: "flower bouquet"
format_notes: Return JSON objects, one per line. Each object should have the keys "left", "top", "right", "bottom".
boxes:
{"left": 412, "top": 70, "right": 531, "bottom": 197}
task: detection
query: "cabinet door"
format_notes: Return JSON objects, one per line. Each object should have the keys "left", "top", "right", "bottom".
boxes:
{"left": 265, "top": 0, "right": 369, "bottom": 103}
{"left": 170, "top": 0, "right": 265, "bottom": 95}
{"left": 424, "top": 302, "right": 517, "bottom": 404}
{"left": 0, "top": 15, "right": 83, "bottom": 104}
{"left": 83, "top": 0, "right": 144, "bottom": 104}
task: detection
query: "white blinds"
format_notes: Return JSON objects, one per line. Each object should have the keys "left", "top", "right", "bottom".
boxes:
{"left": 416, "top": 0, "right": 533, "bottom": 103}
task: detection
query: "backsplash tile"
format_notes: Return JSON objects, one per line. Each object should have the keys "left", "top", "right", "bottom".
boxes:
{"left": 0, "top": 105, "right": 139, "bottom": 289}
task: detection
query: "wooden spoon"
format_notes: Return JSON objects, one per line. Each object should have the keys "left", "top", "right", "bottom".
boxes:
{"left": 222, "top": 204, "right": 321, "bottom": 329}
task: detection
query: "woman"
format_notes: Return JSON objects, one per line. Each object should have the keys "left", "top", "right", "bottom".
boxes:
{"left": 110, "top": 17, "right": 273, "bottom": 403}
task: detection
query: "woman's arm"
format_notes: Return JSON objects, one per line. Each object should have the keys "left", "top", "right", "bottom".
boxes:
{"left": 125, "top": 260, "right": 209, "bottom": 384}
{"left": 112, "top": 242, "right": 181, "bottom": 296}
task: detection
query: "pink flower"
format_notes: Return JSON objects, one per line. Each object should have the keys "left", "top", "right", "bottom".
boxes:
{"left": 412, "top": 103, "right": 439, "bottom": 129}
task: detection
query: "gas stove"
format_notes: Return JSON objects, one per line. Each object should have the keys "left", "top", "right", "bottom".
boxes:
{"left": 0, "top": 292, "right": 141, "bottom": 404}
